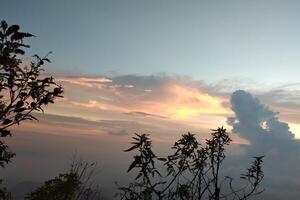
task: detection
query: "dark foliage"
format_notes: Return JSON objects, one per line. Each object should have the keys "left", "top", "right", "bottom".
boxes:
{"left": 120, "top": 127, "right": 264, "bottom": 200}
{"left": 26, "top": 158, "right": 101, "bottom": 200}
{"left": 26, "top": 172, "right": 80, "bottom": 200}
{"left": 0, "top": 20, "right": 63, "bottom": 166}
{"left": 0, "top": 20, "right": 63, "bottom": 198}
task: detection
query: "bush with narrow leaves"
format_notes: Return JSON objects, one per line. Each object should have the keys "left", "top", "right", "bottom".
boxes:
{"left": 120, "top": 127, "right": 264, "bottom": 200}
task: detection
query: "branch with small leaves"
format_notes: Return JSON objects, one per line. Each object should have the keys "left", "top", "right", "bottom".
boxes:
{"left": 0, "top": 20, "right": 63, "bottom": 168}
{"left": 119, "top": 127, "right": 264, "bottom": 200}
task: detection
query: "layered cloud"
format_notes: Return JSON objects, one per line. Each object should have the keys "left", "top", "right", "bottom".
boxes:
{"left": 50, "top": 75, "right": 300, "bottom": 136}
{"left": 43, "top": 75, "right": 233, "bottom": 136}
{"left": 57, "top": 75, "right": 229, "bottom": 119}
{"left": 3, "top": 75, "right": 300, "bottom": 199}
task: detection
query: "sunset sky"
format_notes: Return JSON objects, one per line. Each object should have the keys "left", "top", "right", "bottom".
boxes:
{"left": 2, "top": 1, "right": 300, "bottom": 199}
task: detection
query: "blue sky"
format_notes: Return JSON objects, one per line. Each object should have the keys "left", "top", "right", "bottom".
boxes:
{"left": 3, "top": 1, "right": 300, "bottom": 199}
{"left": 2, "top": 0, "right": 300, "bottom": 83}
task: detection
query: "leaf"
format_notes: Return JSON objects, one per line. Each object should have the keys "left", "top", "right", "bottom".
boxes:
{"left": 127, "top": 160, "right": 138, "bottom": 172}
{"left": 23, "top": 32, "right": 34, "bottom": 37}
{"left": 254, "top": 155, "right": 265, "bottom": 160}
{"left": 29, "top": 114, "right": 38, "bottom": 121}
{"left": 15, "top": 101, "right": 24, "bottom": 108}
{"left": 15, "top": 107, "right": 26, "bottom": 113}
{"left": 2, "top": 119, "right": 12, "bottom": 125}
{"left": 132, "top": 136, "right": 140, "bottom": 141}
{"left": 11, "top": 32, "right": 35, "bottom": 41}
{"left": 30, "top": 102, "right": 37, "bottom": 109}
{"left": 124, "top": 144, "right": 139, "bottom": 152}
{"left": 135, "top": 172, "right": 143, "bottom": 180}
{"left": 19, "top": 92, "right": 27, "bottom": 98}
{"left": 19, "top": 43, "right": 30, "bottom": 48}
{"left": 15, "top": 49, "right": 25, "bottom": 55}
{"left": 0, "top": 130, "right": 11, "bottom": 137}
{"left": 6, "top": 25, "right": 19, "bottom": 35}
{"left": 1, "top": 21, "right": 7, "bottom": 30}
{"left": 53, "top": 87, "right": 62, "bottom": 95}
{"left": 32, "top": 54, "right": 41, "bottom": 60}
{"left": 42, "top": 58, "right": 51, "bottom": 63}
{"left": 157, "top": 157, "right": 167, "bottom": 162}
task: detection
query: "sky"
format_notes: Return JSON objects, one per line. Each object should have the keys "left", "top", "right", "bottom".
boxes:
{"left": 2, "top": 1, "right": 300, "bottom": 199}
{"left": 3, "top": 0, "right": 300, "bottom": 82}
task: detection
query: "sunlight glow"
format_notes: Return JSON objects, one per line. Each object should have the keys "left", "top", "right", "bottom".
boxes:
{"left": 289, "top": 123, "right": 300, "bottom": 139}
{"left": 167, "top": 85, "right": 229, "bottom": 119}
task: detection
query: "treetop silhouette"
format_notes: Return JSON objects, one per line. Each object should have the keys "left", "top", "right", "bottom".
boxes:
{"left": 0, "top": 20, "right": 63, "bottom": 167}
{"left": 120, "top": 127, "right": 264, "bottom": 200}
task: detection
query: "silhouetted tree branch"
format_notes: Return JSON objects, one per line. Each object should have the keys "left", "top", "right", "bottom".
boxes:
{"left": 0, "top": 19, "right": 63, "bottom": 199}
{"left": 119, "top": 127, "right": 264, "bottom": 200}
{"left": 0, "top": 19, "right": 63, "bottom": 166}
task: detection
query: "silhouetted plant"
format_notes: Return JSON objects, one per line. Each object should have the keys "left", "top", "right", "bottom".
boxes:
{"left": 26, "top": 158, "right": 101, "bottom": 200}
{"left": 0, "top": 20, "right": 63, "bottom": 198}
{"left": 120, "top": 127, "right": 264, "bottom": 200}
{"left": 0, "top": 180, "right": 9, "bottom": 200}
{"left": 0, "top": 20, "right": 63, "bottom": 166}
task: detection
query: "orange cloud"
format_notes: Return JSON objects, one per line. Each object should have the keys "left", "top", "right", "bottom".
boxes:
{"left": 58, "top": 77, "right": 112, "bottom": 87}
{"left": 51, "top": 76, "right": 231, "bottom": 123}
{"left": 167, "top": 85, "right": 229, "bottom": 118}
{"left": 132, "top": 84, "right": 229, "bottom": 120}
{"left": 71, "top": 100, "right": 129, "bottom": 112}
{"left": 26, "top": 75, "right": 272, "bottom": 146}
{"left": 45, "top": 76, "right": 233, "bottom": 138}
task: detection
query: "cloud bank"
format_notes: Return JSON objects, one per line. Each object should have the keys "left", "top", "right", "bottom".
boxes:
{"left": 3, "top": 75, "right": 300, "bottom": 199}
{"left": 227, "top": 90, "right": 300, "bottom": 199}
{"left": 228, "top": 90, "right": 296, "bottom": 153}
{"left": 56, "top": 75, "right": 229, "bottom": 120}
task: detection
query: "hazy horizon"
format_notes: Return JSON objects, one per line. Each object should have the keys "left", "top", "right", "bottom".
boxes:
{"left": 1, "top": 1, "right": 300, "bottom": 199}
